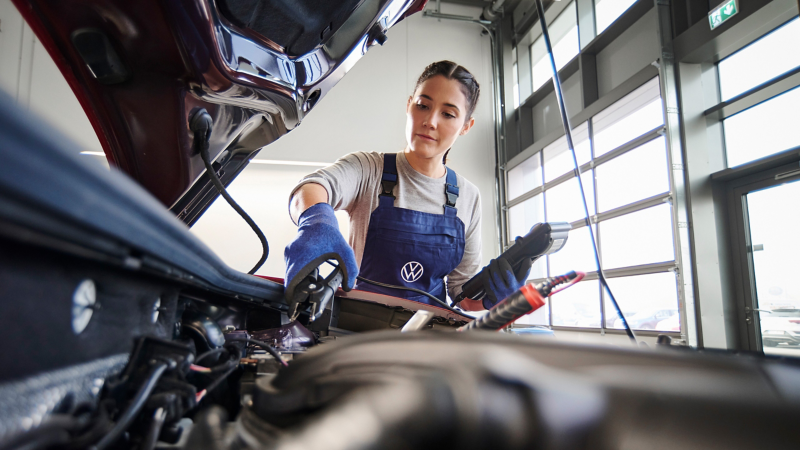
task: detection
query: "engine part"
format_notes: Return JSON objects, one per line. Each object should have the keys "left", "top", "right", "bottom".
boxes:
{"left": 226, "top": 331, "right": 800, "bottom": 450}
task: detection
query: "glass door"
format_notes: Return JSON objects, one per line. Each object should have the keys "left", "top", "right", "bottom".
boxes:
{"left": 744, "top": 178, "right": 800, "bottom": 356}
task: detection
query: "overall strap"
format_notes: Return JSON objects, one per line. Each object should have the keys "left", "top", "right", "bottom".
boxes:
{"left": 379, "top": 153, "right": 398, "bottom": 207}
{"left": 444, "top": 166, "right": 459, "bottom": 216}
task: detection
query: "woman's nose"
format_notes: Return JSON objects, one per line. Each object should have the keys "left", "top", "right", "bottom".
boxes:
{"left": 423, "top": 113, "right": 436, "bottom": 128}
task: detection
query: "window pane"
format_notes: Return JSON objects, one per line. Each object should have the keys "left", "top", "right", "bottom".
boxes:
{"left": 552, "top": 279, "right": 601, "bottom": 328}
{"left": 595, "top": 137, "right": 670, "bottom": 212}
{"left": 747, "top": 180, "right": 800, "bottom": 356}
{"left": 595, "top": 0, "right": 638, "bottom": 34}
{"left": 509, "top": 194, "right": 544, "bottom": 241}
{"left": 718, "top": 18, "right": 800, "bottom": 101}
{"left": 513, "top": 62, "right": 520, "bottom": 109}
{"left": 530, "top": 1, "right": 579, "bottom": 92}
{"left": 605, "top": 272, "right": 679, "bottom": 330}
{"left": 531, "top": 41, "right": 552, "bottom": 92}
{"left": 593, "top": 77, "right": 663, "bottom": 157}
{"left": 543, "top": 122, "right": 592, "bottom": 183}
{"left": 545, "top": 171, "right": 595, "bottom": 224}
{"left": 724, "top": 86, "right": 800, "bottom": 167}
{"left": 599, "top": 204, "right": 675, "bottom": 269}
{"left": 549, "top": 225, "right": 597, "bottom": 276}
{"left": 515, "top": 298, "right": 549, "bottom": 326}
{"left": 507, "top": 154, "right": 542, "bottom": 200}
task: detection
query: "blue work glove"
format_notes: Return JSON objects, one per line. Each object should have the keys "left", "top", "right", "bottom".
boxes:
{"left": 284, "top": 203, "right": 358, "bottom": 301}
{"left": 483, "top": 257, "right": 533, "bottom": 309}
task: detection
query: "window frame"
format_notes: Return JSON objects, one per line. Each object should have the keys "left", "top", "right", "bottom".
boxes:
{"left": 726, "top": 162, "right": 800, "bottom": 352}
{"left": 504, "top": 76, "right": 682, "bottom": 335}
{"left": 710, "top": 16, "right": 800, "bottom": 169}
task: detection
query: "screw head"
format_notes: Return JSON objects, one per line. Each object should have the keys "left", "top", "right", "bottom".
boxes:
{"left": 72, "top": 279, "right": 96, "bottom": 334}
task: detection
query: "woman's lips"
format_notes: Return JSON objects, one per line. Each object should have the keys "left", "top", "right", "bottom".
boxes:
{"left": 417, "top": 134, "right": 436, "bottom": 141}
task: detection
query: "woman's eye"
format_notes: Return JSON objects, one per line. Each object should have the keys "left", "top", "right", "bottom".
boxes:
{"left": 415, "top": 103, "right": 428, "bottom": 110}
{"left": 444, "top": 112, "right": 456, "bottom": 119}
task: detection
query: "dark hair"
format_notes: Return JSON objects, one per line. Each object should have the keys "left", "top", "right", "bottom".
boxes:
{"left": 413, "top": 61, "right": 480, "bottom": 164}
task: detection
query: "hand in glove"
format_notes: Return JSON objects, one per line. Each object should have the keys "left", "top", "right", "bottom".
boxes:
{"left": 482, "top": 256, "right": 533, "bottom": 309}
{"left": 284, "top": 203, "right": 358, "bottom": 301}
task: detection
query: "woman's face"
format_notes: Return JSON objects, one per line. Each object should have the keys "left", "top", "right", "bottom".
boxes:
{"left": 405, "top": 75, "right": 474, "bottom": 162}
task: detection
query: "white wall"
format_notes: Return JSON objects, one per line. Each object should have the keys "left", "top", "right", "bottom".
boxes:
{"left": 193, "top": 3, "right": 499, "bottom": 278}
{"left": 0, "top": 0, "right": 104, "bottom": 159}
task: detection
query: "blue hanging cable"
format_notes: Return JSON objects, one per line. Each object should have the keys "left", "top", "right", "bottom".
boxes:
{"left": 533, "top": 0, "right": 636, "bottom": 343}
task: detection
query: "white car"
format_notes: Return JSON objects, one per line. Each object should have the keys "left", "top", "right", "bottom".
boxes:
{"left": 760, "top": 307, "right": 800, "bottom": 347}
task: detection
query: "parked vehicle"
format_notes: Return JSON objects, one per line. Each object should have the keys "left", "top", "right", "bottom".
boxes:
{"left": 614, "top": 308, "right": 678, "bottom": 330}
{"left": 760, "top": 307, "right": 800, "bottom": 347}
{"left": 656, "top": 313, "right": 681, "bottom": 332}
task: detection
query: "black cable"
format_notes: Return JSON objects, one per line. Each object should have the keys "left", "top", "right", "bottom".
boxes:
{"left": 202, "top": 364, "right": 239, "bottom": 395}
{"left": 534, "top": 0, "right": 636, "bottom": 343}
{"left": 225, "top": 337, "right": 287, "bottom": 367}
{"left": 356, "top": 276, "right": 472, "bottom": 319}
{"left": 192, "top": 111, "right": 268, "bottom": 275}
{"left": 91, "top": 362, "right": 169, "bottom": 450}
{"left": 195, "top": 346, "right": 229, "bottom": 365}
{"left": 320, "top": 260, "right": 471, "bottom": 319}
{"left": 140, "top": 407, "right": 167, "bottom": 450}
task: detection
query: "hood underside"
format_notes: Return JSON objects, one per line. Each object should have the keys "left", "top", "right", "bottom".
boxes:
{"left": 12, "top": 0, "right": 426, "bottom": 224}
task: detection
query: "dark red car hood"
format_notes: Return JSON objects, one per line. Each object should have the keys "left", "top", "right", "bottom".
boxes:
{"left": 12, "top": 0, "right": 426, "bottom": 224}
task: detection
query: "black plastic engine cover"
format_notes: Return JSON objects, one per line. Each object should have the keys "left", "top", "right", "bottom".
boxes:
{"left": 243, "top": 331, "right": 800, "bottom": 450}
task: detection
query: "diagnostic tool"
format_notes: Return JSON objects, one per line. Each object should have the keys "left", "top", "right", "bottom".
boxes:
{"left": 453, "top": 222, "right": 571, "bottom": 304}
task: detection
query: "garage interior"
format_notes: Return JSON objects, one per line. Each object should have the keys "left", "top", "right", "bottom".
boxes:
{"left": 1, "top": 0, "right": 799, "bottom": 352}
{"left": 2, "top": 0, "right": 800, "bottom": 448}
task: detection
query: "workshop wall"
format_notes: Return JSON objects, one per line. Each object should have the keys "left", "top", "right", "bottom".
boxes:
{"left": 191, "top": 3, "right": 499, "bottom": 280}
{"left": 0, "top": 0, "right": 105, "bottom": 160}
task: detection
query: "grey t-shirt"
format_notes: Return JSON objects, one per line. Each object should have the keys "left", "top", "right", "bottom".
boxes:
{"left": 290, "top": 151, "right": 482, "bottom": 300}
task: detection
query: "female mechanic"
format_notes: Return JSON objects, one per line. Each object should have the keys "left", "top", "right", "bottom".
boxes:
{"left": 283, "top": 61, "right": 532, "bottom": 312}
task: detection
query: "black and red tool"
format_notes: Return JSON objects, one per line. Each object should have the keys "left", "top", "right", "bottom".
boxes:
{"left": 460, "top": 271, "right": 585, "bottom": 331}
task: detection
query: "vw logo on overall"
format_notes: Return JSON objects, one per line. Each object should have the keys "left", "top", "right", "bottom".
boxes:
{"left": 401, "top": 261, "right": 424, "bottom": 283}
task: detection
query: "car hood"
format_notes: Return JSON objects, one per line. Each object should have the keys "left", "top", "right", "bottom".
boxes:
{"left": 12, "top": 0, "right": 426, "bottom": 224}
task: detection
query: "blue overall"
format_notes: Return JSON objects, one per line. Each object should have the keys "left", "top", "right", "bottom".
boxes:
{"left": 356, "top": 154, "right": 466, "bottom": 305}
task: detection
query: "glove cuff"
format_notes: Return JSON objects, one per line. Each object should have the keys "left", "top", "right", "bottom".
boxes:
{"left": 298, "top": 202, "right": 338, "bottom": 229}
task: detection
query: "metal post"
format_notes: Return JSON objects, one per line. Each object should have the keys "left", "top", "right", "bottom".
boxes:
{"left": 653, "top": 0, "right": 697, "bottom": 347}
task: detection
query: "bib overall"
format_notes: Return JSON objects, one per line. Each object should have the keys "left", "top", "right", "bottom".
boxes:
{"left": 356, "top": 154, "right": 466, "bottom": 305}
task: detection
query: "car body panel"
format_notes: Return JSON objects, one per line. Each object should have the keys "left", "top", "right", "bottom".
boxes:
{"left": 11, "top": 0, "right": 426, "bottom": 223}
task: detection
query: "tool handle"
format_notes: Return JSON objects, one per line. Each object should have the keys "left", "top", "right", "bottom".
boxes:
{"left": 455, "top": 222, "right": 570, "bottom": 303}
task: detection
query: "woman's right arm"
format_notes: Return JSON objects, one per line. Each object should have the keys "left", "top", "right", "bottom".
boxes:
{"left": 287, "top": 152, "right": 381, "bottom": 223}
{"left": 289, "top": 183, "right": 329, "bottom": 224}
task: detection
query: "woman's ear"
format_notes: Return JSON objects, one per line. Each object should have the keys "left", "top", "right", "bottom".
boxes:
{"left": 406, "top": 96, "right": 412, "bottom": 112}
{"left": 460, "top": 117, "right": 476, "bottom": 135}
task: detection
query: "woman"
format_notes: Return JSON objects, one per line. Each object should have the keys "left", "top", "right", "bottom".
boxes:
{"left": 284, "top": 61, "right": 530, "bottom": 312}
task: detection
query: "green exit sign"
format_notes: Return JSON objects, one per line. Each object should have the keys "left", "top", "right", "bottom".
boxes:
{"left": 709, "top": 0, "right": 738, "bottom": 30}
